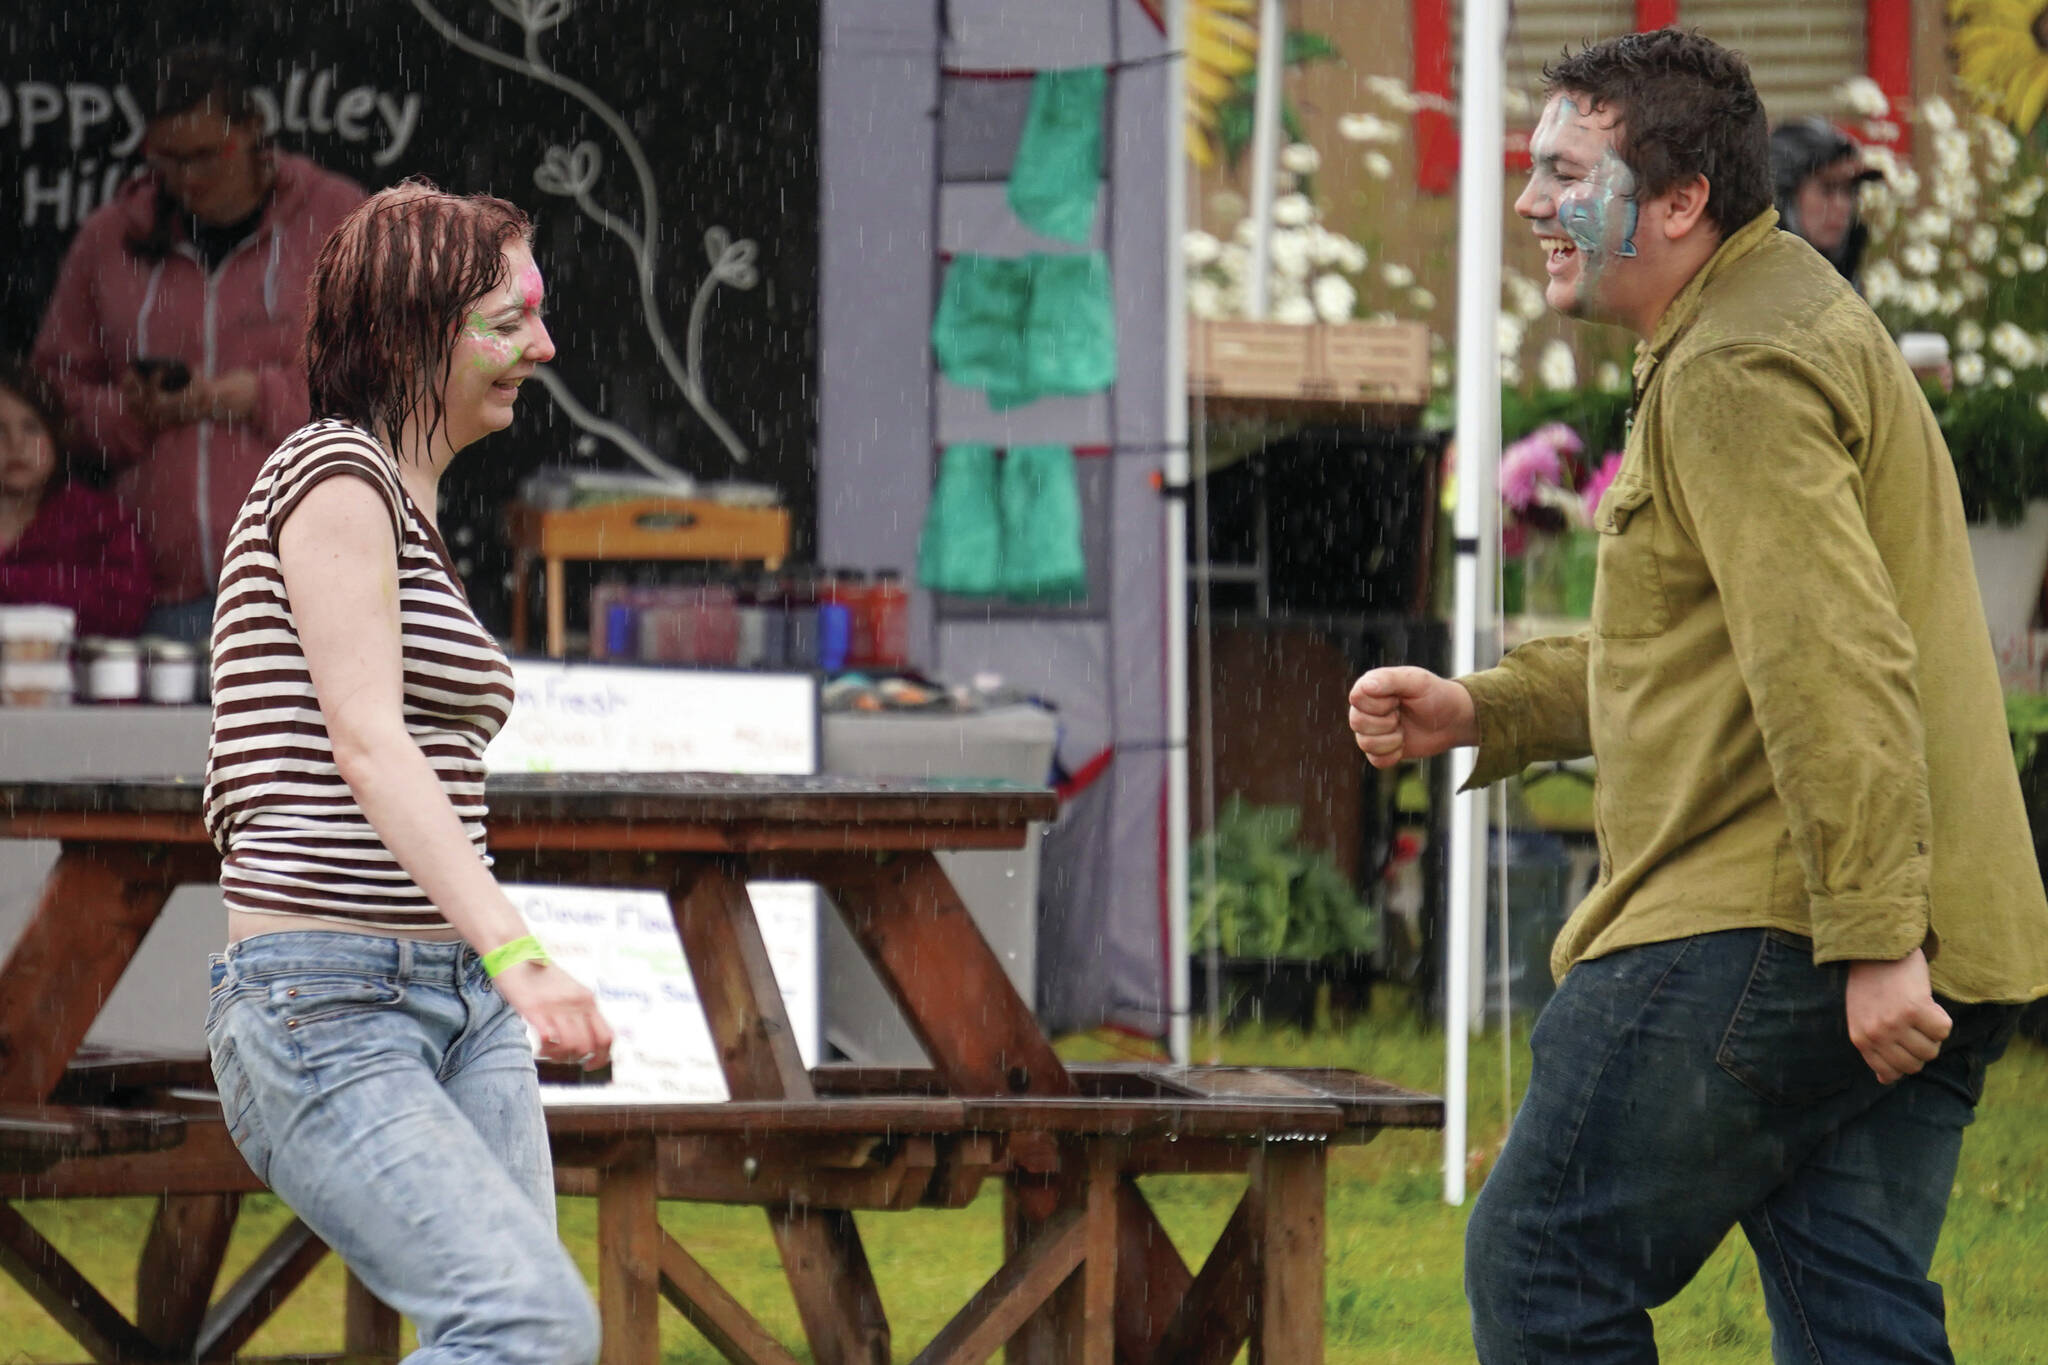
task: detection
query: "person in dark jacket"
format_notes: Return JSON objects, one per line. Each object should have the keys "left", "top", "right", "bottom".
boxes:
{"left": 0, "top": 360, "right": 153, "bottom": 638}
{"left": 32, "top": 44, "right": 362, "bottom": 642}
{"left": 1771, "top": 115, "right": 1882, "bottom": 289}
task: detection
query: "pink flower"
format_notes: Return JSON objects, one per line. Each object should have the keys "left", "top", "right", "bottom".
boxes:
{"left": 1579, "top": 452, "right": 1625, "bottom": 521}
{"left": 1500, "top": 433, "right": 1565, "bottom": 511}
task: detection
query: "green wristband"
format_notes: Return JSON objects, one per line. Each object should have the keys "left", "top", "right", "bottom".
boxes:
{"left": 483, "top": 935, "right": 551, "bottom": 979}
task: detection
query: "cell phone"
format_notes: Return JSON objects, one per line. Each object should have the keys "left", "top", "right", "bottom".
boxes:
{"left": 131, "top": 356, "right": 192, "bottom": 393}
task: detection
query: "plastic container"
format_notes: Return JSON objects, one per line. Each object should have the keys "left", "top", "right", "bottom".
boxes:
{"left": 826, "top": 569, "right": 869, "bottom": 668}
{"left": 77, "top": 637, "right": 143, "bottom": 702}
{"left": 0, "top": 658, "right": 74, "bottom": 706}
{"left": 0, "top": 605, "right": 76, "bottom": 662}
{"left": 782, "top": 570, "right": 821, "bottom": 669}
{"left": 694, "top": 580, "right": 739, "bottom": 666}
{"left": 867, "top": 569, "right": 909, "bottom": 671}
{"left": 735, "top": 576, "right": 770, "bottom": 668}
{"left": 818, "top": 569, "right": 853, "bottom": 673}
{"left": 755, "top": 573, "right": 789, "bottom": 668}
{"left": 144, "top": 638, "right": 201, "bottom": 704}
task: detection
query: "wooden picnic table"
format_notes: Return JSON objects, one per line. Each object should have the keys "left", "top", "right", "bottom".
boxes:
{"left": 0, "top": 773, "right": 1441, "bottom": 1365}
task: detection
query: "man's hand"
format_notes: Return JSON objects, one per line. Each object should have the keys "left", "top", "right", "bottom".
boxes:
{"left": 1347, "top": 666, "right": 1480, "bottom": 769}
{"left": 1845, "top": 947, "right": 1950, "bottom": 1085}
{"left": 118, "top": 368, "right": 260, "bottom": 432}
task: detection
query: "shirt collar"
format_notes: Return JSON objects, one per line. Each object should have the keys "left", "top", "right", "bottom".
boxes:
{"left": 1633, "top": 207, "right": 1781, "bottom": 388}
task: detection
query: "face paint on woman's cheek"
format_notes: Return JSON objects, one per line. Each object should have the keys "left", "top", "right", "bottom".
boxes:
{"left": 462, "top": 313, "right": 522, "bottom": 373}
{"left": 519, "top": 266, "right": 544, "bottom": 312}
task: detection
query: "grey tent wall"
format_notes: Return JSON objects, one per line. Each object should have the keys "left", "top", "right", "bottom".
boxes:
{"left": 819, "top": 0, "right": 1174, "bottom": 1036}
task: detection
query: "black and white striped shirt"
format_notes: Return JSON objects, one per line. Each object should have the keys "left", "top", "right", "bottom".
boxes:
{"left": 204, "top": 420, "right": 514, "bottom": 929}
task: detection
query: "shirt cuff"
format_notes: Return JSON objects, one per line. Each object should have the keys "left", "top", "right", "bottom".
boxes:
{"left": 1807, "top": 894, "right": 1933, "bottom": 965}
{"left": 1456, "top": 671, "right": 1528, "bottom": 791}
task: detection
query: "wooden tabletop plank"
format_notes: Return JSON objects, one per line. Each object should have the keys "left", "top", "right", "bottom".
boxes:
{"left": 0, "top": 773, "right": 1057, "bottom": 827}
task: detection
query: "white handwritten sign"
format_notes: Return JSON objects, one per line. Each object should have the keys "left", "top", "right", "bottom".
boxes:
{"left": 485, "top": 662, "right": 821, "bottom": 1105}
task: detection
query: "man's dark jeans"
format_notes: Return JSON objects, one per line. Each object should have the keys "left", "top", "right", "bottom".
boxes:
{"left": 1466, "top": 928, "right": 2020, "bottom": 1363}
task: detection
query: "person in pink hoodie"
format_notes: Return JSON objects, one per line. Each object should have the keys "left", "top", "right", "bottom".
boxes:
{"left": 33, "top": 45, "right": 364, "bottom": 643}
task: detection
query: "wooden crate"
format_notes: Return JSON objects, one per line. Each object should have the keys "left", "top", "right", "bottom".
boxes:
{"left": 1317, "top": 320, "right": 1431, "bottom": 405}
{"left": 1189, "top": 319, "right": 1432, "bottom": 408}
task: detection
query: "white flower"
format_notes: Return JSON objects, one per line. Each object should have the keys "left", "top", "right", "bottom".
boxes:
{"left": 1272, "top": 295, "right": 1317, "bottom": 326}
{"left": 2036, "top": 391, "right": 2048, "bottom": 424}
{"left": 1187, "top": 277, "right": 1226, "bottom": 319}
{"left": 1838, "top": 76, "right": 1889, "bottom": 118}
{"left": 1338, "top": 240, "right": 1369, "bottom": 273}
{"left": 1499, "top": 357, "right": 1522, "bottom": 386}
{"left": 1364, "top": 75, "right": 1419, "bottom": 112}
{"left": 1923, "top": 96, "right": 1957, "bottom": 132}
{"left": 1280, "top": 142, "right": 1322, "bottom": 175}
{"left": 1890, "top": 165, "right": 1922, "bottom": 199}
{"left": 1537, "top": 340, "right": 1577, "bottom": 392}
{"left": 1939, "top": 288, "right": 1965, "bottom": 314}
{"left": 1992, "top": 322, "right": 2035, "bottom": 365}
{"left": 1504, "top": 272, "right": 1548, "bottom": 321}
{"left": 1183, "top": 230, "right": 1222, "bottom": 267}
{"left": 1934, "top": 129, "right": 1971, "bottom": 172}
{"left": 1362, "top": 151, "right": 1395, "bottom": 181}
{"left": 1208, "top": 189, "right": 1247, "bottom": 224}
{"left": 1408, "top": 287, "right": 1436, "bottom": 311}
{"left": 2022, "top": 243, "right": 2048, "bottom": 272}
{"left": 1958, "top": 320, "right": 1986, "bottom": 354}
{"left": 1905, "top": 279, "right": 1941, "bottom": 313}
{"left": 1497, "top": 315, "right": 1524, "bottom": 356}
{"left": 1864, "top": 119, "right": 1904, "bottom": 145}
{"left": 1901, "top": 241, "right": 1942, "bottom": 275}
{"left": 1312, "top": 272, "right": 1356, "bottom": 323}
{"left": 1983, "top": 118, "right": 2022, "bottom": 172}
{"left": 1861, "top": 144, "right": 1901, "bottom": 181}
{"left": 1430, "top": 359, "right": 1452, "bottom": 389}
{"left": 1863, "top": 258, "right": 1903, "bottom": 301}
{"left": 1270, "top": 230, "right": 1313, "bottom": 279}
{"left": 1337, "top": 112, "right": 1400, "bottom": 144}
{"left": 1910, "top": 208, "right": 1952, "bottom": 241}
{"left": 1962, "top": 271, "right": 1991, "bottom": 301}
{"left": 1994, "top": 365, "right": 2015, "bottom": 388}
{"left": 1957, "top": 352, "right": 1988, "bottom": 386}
{"left": 1380, "top": 262, "right": 1415, "bottom": 289}
{"left": 1999, "top": 256, "right": 2022, "bottom": 278}
{"left": 1271, "top": 193, "right": 1315, "bottom": 227}
{"left": 1970, "top": 223, "right": 2000, "bottom": 262}
{"left": 1595, "top": 360, "right": 1627, "bottom": 392}
{"left": 1306, "top": 227, "right": 1346, "bottom": 267}
{"left": 1502, "top": 87, "right": 1535, "bottom": 118}
{"left": 1946, "top": 250, "right": 1969, "bottom": 273}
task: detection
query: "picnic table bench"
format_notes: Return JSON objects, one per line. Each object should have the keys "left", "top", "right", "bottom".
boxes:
{"left": 0, "top": 774, "right": 1442, "bottom": 1364}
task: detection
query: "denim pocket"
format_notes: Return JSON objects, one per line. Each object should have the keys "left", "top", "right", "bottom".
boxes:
{"left": 208, "top": 1034, "right": 271, "bottom": 1185}
{"left": 266, "top": 972, "right": 404, "bottom": 1029}
{"left": 1715, "top": 930, "right": 1860, "bottom": 1106}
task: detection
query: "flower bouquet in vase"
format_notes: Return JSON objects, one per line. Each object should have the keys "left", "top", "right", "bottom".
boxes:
{"left": 1501, "top": 423, "right": 1622, "bottom": 618}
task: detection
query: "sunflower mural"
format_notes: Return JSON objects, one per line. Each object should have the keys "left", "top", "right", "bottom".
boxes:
{"left": 1187, "top": 0, "right": 1260, "bottom": 167}
{"left": 1951, "top": 0, "right": 2048, "bottom": 135}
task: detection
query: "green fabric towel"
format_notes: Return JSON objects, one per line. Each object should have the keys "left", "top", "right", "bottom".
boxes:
{"left": 1000, "top": 445, "right": 1088, "bottom": 601}
{"left": 918, "top": 443, "right": 1005, "bottom": 596}
{"left": 1007, "top": 67, "right": 1105, "bottom": 244}
{"left": 932, "top": 252, "right": 1117, "bottom": 410}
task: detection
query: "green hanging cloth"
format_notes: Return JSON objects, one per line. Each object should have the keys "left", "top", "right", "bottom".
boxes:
{"left": 933, "top": 252, "right": 1117, "bottom": 411}
{"left": 1009, "top": 252, "right": 1116, "bottom": 411}
{"left": 918, "top": 443, "right": 1005, "bottom": 596}
{"left": 1000, "top": 445, "right": 1088, "bottom": 601}
{"left": 1007, "top": 66, "right": 1106, "bottom": 244}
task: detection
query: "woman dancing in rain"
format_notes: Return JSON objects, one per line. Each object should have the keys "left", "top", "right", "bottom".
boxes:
{"left": 203, "top": 181, "right": 610, "bottom": 1365}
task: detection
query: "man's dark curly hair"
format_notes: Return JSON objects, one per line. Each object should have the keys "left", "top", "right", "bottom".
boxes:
{"left": 1543, "top": 28, "right": 1773, "bottom": 238}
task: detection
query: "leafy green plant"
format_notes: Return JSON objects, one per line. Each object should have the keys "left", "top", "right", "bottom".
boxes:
{"left": 1930, "top": 379, "right": 2048, "bottom": 525}
{"left": 1500, "top": 384, "right": 1633, "bottom": 455}
{"left": 1215, "top": 30, "right": 1341, "bottom": 177}
{"left": 1190, "top": 798, "right": 1378, "bottom": 960}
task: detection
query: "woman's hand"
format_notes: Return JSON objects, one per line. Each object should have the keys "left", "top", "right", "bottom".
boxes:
{"left": 118, "top": 368, "right": 260, "bottom": 432}
{"left": 494, "top": 960, "right": 615, "bottom": 1070}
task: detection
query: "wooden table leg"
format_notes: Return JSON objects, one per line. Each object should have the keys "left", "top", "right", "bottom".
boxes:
{"left": 808, "top": 853, "right": 1073, "bottom": 1099}
{"left": 137, "top": 1192, "right": 240, "bottom": 1356}
{"left": 545, "top": 556, "right": 568, "bottom": 659}
{"left": 345, "top": 1268, "right": 402, "bottom": 1359}
{"left": 0, "top": 843, "right": 195, "bottom": 1104}
{"left": 598, "top": 1137, "right": 661, "bottom": 1365}
{"left": 1002, "top": 1146, "right": 1116, "bottom": 1365}
{"left": 672, "top": 860, "right": 890, "bottom": 1365}
{"left": 1250, "top": 1144, "right": 1326, "bottom": 1365}
{"left": 1115, "top": 1178, "right": 1193, "bottom": 1363}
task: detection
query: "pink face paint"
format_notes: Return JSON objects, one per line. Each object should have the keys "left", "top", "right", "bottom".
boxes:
{"left": 519, "top": 265, "right": 544, "bottom": 312}
{"left": 463, "top": 311, "right": 521, "bottom": 373}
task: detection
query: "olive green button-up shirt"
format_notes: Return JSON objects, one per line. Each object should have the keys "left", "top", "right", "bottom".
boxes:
{"left": 1461, "top": 209, "right": 2048, "bottom": 1004}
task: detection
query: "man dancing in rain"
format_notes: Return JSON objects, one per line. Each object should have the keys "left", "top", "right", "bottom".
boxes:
{"left": 1347, "top": 29, "right": 2048, "bottom": 1363}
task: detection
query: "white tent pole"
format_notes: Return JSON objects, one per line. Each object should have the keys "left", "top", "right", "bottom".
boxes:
{"left": 1165, "top": 0, "right": 1194, "bottom": 1068}
{"left": 1244, "top": 0, "right": 1286, "bottom": 318}
{"left": 1445, "top": 0, "right": 1505, "bottom": 1207}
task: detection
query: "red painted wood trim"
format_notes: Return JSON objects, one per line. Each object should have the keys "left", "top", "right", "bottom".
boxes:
{"left": 1867, "top": 0, "right": 1913, "bottom": 154}
{"left": 1411, "top": 0, "right": 1457, "bottom": 193}
{"left": 1636, "top": 0, "right": 1681, "bottom": 30}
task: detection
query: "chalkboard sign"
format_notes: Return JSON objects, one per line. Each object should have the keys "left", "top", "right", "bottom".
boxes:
{"left": 0, "top": 0, "right": 820, "bottom": 630}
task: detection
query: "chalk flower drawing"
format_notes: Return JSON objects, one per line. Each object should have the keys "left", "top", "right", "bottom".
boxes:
{"left": 409, "top": 0, "right": 761, "bottom": 476}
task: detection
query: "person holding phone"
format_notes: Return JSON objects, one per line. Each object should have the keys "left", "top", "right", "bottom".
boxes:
{"left": 203, "top": 180, "right": 609, "bottom": 1363}
{"left": 32, "top": 43, "right": 362, "bottom": 643}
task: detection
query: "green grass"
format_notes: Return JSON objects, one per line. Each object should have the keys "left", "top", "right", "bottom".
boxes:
{"left": 3, "top": 994, "right": 2043, "bottom": 1362}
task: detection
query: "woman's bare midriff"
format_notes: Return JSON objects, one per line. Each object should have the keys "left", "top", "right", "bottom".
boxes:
{"left": 226, "top": 908, "right": 466, "bottom": 944}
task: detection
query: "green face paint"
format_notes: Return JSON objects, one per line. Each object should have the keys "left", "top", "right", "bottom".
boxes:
{"left": 463, "top": 311, "right": 522, "bottom": 372}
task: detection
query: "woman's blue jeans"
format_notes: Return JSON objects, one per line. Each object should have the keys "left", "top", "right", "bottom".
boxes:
{"left": 206, "top": 933, "right": 599, "bottom": 1365}
{"left": 1466, "top": 928, "right": 2020, "bottom": 1364}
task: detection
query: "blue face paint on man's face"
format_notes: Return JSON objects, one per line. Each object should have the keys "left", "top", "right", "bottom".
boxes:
{"left": 1517, "top": 94, "right": 1642, "bottom": 320}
